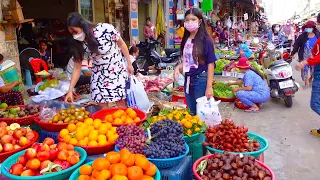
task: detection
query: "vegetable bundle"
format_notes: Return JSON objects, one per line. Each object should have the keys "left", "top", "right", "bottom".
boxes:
{"left": 215, "top": 59, "right": 231, "bottom": 73}
{"left": 213, "top": 82, "right": 235, "bottom": 98}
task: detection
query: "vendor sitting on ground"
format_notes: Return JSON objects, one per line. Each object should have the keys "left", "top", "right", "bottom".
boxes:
{"left": 66, "top": 53, "right": 92, "bottom": 88}
{"left": 228, "top": 57, "right": 270, "bottom": 113}
{"left": 234, "top": 40, "right": 253, "bottom": 59}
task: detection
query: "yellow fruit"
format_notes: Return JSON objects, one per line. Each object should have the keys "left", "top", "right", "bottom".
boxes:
{"left": 76, "top": 127, "right": 84, "bottom": 132}
{"left": 69, "top": 138, "right": 78, "bottom": 145}
{"left": 67, "top": 124, "right": 77, "bottom": 133}
{"left": 93, "top": 120, "right": 102, "bottom": 130}
{"left": 63, "top": 135, "right": 72, "bottom": 143}
{"left": 76, "top": 122, "right": 84, "bottom": 127}
{"left": 107, "top": 131, "right": 114, "bottom": 138}
{"left": 111, "top": 127, "right": 117, "bottom": 133}
{"left": 76, "top": 132, "right": 85, "bottom": 141}
{"left": 84, "top": 137, "right": 89, "bottom": 142}
{"left": 79, "top": 139, "right": 88, "bottom": 146}
{"left": 92, "top": 130, "right": 99, "bottom": 135}
{"left": 83, "top": 129, "right": 90, "bottom": 137}
{"left": 108, "top": 134, "right": 118, "bottom": 144}
{"left": 198, "top": 121, "right": 203, "bottom": 126}
{"left": 88, "top": 141, "right": 98, "bottom": 146}
{"left": 194, "top": 127, "right": 201, "bottom": 133}
{"left": 105, "top": 115, "right": 113, "bottom": 123}
{"left": 88, "top": 126, "right": 95, "bottom": 132}
{"left": 99, "top": 127, "right": 108, "bottom": 135}
{"left": 184, "top": 121, "right": 193, "bottom": 129}
{"left": 60, "top": 129, "right": 69, "bottom": 138}
{"left": 98, "top": 139, "right": 108, "bottom": 146}
{"left": 186, "top": 129, "right": 193, "bottom": 136}
{"left": 114, "top": 118, "right": 122, "bottom": 124}
{"left": 98, "top": 134, "right": 107, "bottom": 140}
{"left": 89, "top": 134, "right": 98, "bottom": 141}
{"left": 84, "top": 118, "right": 94, "bottom": 125}
{"left": 105, "top": 123, "right": 112, "bottom": 129}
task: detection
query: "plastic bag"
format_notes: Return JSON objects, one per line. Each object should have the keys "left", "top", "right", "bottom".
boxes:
{"left": 196, "top": 97, "right": 222, "bottom": 126}
{"left": 39, "top": 107, "right": 57, "bottom": 122}
{"left": 127, "top": 76, "right": 151, "bottom": 112}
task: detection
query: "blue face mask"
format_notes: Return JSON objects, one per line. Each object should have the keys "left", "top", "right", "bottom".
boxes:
{"left": 305, "top": 28, "right": 313, "bottom": 33}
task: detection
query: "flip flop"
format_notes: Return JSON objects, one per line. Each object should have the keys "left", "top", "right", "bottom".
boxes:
{"left": 256, "top": 103, "right": 263, "bottom": 109}
{"left": 244, "top": 108, "right": 259, "bottom": 113}
{"left": 310, "top": 129, "right": 320, "bottom": 137}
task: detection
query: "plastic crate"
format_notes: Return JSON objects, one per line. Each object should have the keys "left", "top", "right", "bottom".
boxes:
{"left": 188, "top": 133, "right": 205, "bottom": 163}
{"left": 39, "top": 129, "right": 59, "bottom": 142}
{"left": 85, "top": 153, "right": 106, "bottom": 163}
{"left": 160, "top": 156, "right": 192, "bottom": 180}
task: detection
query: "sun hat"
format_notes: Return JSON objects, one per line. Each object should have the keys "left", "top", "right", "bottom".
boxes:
{"left": 302, "top": 21, "right": 316, "bottom": 31}
{"left": 236, "top": 57, "right": 252, "bottom": 69}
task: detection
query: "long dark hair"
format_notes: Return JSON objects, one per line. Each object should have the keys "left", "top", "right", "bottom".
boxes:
{"left": 181, "top": 8, "right": 214, "bottom": 65}
{"left": 67, "top": 12, "right": 99, "bottom": 61}
{"left": 271, "top": 24, "right": 280, "bottom": 33}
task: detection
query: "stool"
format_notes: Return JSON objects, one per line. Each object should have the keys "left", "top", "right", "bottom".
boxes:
{"left": 160, "top": 156, "right": 192, "bottom": 180}
{"left": 172, "top": 95, "right": 187, "bottom": 107}
{"left": 30, "top": 58, "right": 50, "bottom": 84}
{"left": 39, "top": 130, "right": 59, "bottom": 142}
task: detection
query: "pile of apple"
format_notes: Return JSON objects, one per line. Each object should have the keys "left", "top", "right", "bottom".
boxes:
{"left": 9, "top": 138, "right": 81, "bottom": 176}
{"left": 0, "top": 122, "right": 37, "bottom": 153}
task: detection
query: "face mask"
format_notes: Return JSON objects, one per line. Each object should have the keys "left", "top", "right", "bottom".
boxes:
{"left": 73, "top": 32, "right": 85, "bottom": 41}
{"left": 274, "top": 27, "right": 280, "bottom": 32}
{"left": 305, "top": 28, "right": 313, "bottom": 33}
{"left": 184, "top": 22, "right": 199, "bottom": 32}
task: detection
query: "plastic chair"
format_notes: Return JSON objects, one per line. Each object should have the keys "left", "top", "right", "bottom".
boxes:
{"left": 29, "top": 58, "right": 50, "bottom": 84}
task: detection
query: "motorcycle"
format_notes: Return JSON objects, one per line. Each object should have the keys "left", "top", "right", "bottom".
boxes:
{"left": 136, "top": 39, "right": 180, "bottom": 70}
{"left": 262, "top": 42, "right": 299, "bottom": 107}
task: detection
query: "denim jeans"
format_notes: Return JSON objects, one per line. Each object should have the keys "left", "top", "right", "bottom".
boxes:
{"left": 311, "top": 74, "right": 320, "bottom": 115}
{"left": 184, "top": 72, "right": 208, "bottom": 115}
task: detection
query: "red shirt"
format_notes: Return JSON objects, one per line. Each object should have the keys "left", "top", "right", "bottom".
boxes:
{"left": 307, "top": 38, "right": 320, "bottom": 65}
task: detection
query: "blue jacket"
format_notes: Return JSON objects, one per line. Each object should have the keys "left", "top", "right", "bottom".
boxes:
{"left": 267, "top": 31, "right": 286, "bottom": 44}
{"left": 236, "top": 43, "right": 253, "bottom": 59}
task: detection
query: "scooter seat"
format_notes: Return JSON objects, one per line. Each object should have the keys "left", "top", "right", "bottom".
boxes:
{"left": 165, "top": 48, "right": 180, "bottom": 56}
{"left": 268, "top": 60, "right": 289, "bottom": 69}
{"left": 161, "top": 57, "right": 174, "bottom": 63}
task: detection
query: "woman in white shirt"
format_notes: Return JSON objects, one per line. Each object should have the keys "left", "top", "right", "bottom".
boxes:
{"left": 66, "top": 54, "right": 92, "bottom": 87}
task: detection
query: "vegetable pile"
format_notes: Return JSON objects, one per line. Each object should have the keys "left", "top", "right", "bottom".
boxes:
{"left": 78, "top": 150, "right": 157, "bottom": 180}
{"left": 213, "top": 82, "right": 235, "bottom": 98}
{"left": 250, "top": 61, "right": 264, "bottom": 74}
{"left": 143, "top": 109, "right": 205, "bottom": 136}
{"left": 215, "top": 49, "right": 236, "bottom": 56}
{"left": 48, "top": 106, "right": 90, "bottom": 124}
{"left": 196, "top": 153, "right": 272, "bottom": 180}
{"left": 203, "top": 120, "right": 260, "bottom": 152}
{"left": 38, "top": 79, "right": 59, "bottom": 91}
{"left": 0, "top": 104, "right": 40, "bottom": 118}
{"left": 215, "top": 59, "right": 230, "bottom": 73}
{"left": 116, "top": 124, "right": 147, "bottom": 154}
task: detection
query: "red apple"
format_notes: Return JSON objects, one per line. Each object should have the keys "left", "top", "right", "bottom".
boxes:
{"left": 49, "top": 148, "right": 58, "bottom": 161}
{"left": 20, "top": 127, "right": 27, "bottom": 136}
{"left": 67, "top": 154, "right": 80, "bottom": 165}
{"left": 37, "top": 151, "right": 50, "bottom": 161}
{"left": 0, "top": 127, "right": 8, "bottom": 138}
{"left": 13, "top": 130, "right": 23, "bottom": 139}
{"left": 1, "top": 134, "right": 13, "bottom": 144}
{"left": 31, "top": 143, "right": 41, "bottom": 150}
{"left": 43, "top": 138, "right": 55, "bottom": 146}
{"left": 53, "top": 159, "right": 62, "bottom": 165}
{"left": 21, "top": 169, "right": 35, "bottom": 176}
{"left": 0, "top": 144, "right": 3, "bottom": 152}
{"left": 9, "top": 163, "right": 24, "bottom": 175}
{"left": 26, "top": 158, "right": 41, "bottom": 170}
{"left": 36, "top": 144, "right": 50, "bottom": 152}
{"left": 13, "top": 144, "right": 21, "bottom": 150}
{"left": 26, "top": 132, "right": 35, "bottom": 141}
{"left": 0, "top": 122, "right": 7, "bottom": 128}
{"left": 40, "top": 160, "right": 52, "bottom": 171}
{"left": 19, "top": 136, "right": 29, "bottom": 146}
{"left": 60, "top": 161, "right": 71, "bottom": 170}
{"left": 7, "top": 130, "right": 14, "bottom": 135}
{"left": 3, "top": 143, "right": 13, "bottom": 152}
{"left": 66, "top": 144, "right": 74, "bottom": 151}
{"left": 26, "top": 128, "right": 32, "bottom": 133}
{"left": 18, "top": 155, "right": 28, "bottom": 166}
{"left": 25, "top": 148, "right": 37, "bottom": 159}
{"left": 49, "top": 144, "right": 56, "bottom": 149}
{"left": 56, "top": 142, "right": 68, "bottom": 151}
{"left": 57, "top": 149, "right": 69, "bottom": 160}
{"left": 35, "top": 171, "right": 41, "bottom": 176}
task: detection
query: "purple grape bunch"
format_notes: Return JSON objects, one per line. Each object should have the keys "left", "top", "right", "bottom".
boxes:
{"left": 116, "top": 124, "right": 147, "bottom": 154}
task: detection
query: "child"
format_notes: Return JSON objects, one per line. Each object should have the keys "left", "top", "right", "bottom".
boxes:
{"left": 129, "top": 46, "right": 140, "bottom": 75}
{"left": 174, "top": 8, "right": 216, "bottom": 115}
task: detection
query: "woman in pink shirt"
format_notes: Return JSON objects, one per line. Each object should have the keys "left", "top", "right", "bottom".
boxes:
{"left": 143, "top": 17, "right": 156, "bottom": 41}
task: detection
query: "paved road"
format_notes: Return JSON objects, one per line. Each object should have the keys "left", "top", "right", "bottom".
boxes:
{"left": 219, "top": 61, "right": 319, "bottom": 180}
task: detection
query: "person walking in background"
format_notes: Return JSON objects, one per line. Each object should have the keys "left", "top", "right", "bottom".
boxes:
{"left": 295, "top": 13, "right": 320, "bottom": 136}
{"left": 174, "top": 8, "right": 216, "bottom": 115}
{"left": 291, "top": 21, "right": 320, "bottom": 88}
{"left": 143, "top": 17, "right": 156, "bottom": 41}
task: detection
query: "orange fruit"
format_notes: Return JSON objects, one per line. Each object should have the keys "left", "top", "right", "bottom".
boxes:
{"left": 88, "top": 126, "right": 95, "bottom": 132}
{"left": 125, "top": 118, "right": 134, "bottom": 124}
{"left": 110, "top": 163, "right": 128, "bottom": 176}
{"left": 113, "top": 118, "right": 123, "bottom": 124}
{"left": 120, "top": 116, "right": 126, "bottom": 122}
{"left": 127, "top": 110, "right": 137, "bottom": 119}
{"left": 76, "top": 122, "right": 84, "bottom": 127}
{"left": 83, "top": 129, "right": 90, "bottom": 137}
{"left": 79, "top": 164, "right": 93, "bottom": 175}
{"left": 142, "top": 175, "right": 155, "bottom": 180}
{"left": 121, "top": 151, "right": 135, "bottom": 167}
{"left": 98, "top": 126, "right": 108, "bottom": 135}
{"left": 69, "top": 138, "right": 78, "bottom": 145}
{"left": 183, "top": 121, "right": 193, "bottom": 129}
{"left": 112, "top": 110, "right": 123, "bottom": 119}
{"left": 111, "top": 175, "right": 128, "bottom": 180}
{"left": 93, "top": 119, "right": 102, "bottom": 129}
{"left": 67, "top": 124, "right": 77, "bottom": 133}
{"left": 78, "top": 175, "right": 90, "bottom": 180}
{"left": 76, "top": 132, "right": 85, "bottom": 141}
{"left": 135, "top": 155, "right": 150, "bottom": 171}
{"left": 60, "top": 129, "right": 69, "bottom": 138}
{"left": 84, "top": 118, "right": 94, "bottom": 125}
{"left": 92, "top": 158, "right": 110, "bottom": 171}
{"left": 91, "top": 169, "right": 100, "bottom": 178}
{"left": 133, "top": 117, "right": 141, "bottom": 122}
{"left": 96, "top": 169, "right": 111, "bottom": 180}
{"left": 128, "top": 166, "right": 143, "bottom": 180}
{"left": 105, "top": 122, "right": 112, "bottom": 129}
{"left": 144, "top": 163, "right": 157, "bottom": 176}
{"left": 120, "top": 149, "right": 131, "bottom": 156}
{"left": 105, "top": 115, "right": 113, "bottom": 123}
{"left": 106, "top": 151, "right": 121, "bottom": 164}
{"left": 88, "top": 141, "right": 98, "bottom": 146}
{"left": 89, "top": 133, "right": 98, "bottom": 141}
{"left": 79, "top": 139, "right": 88, "bottom": 146}
{"left": 63, "top": 135, "right": 72, "bottom": 143}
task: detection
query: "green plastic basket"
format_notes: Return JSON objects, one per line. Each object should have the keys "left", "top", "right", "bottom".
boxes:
{"left": 188, "top": 134, "right": 205, "bottom": 163}
{"left": 69, "top": 161, "right": 161, "bottom": 180}
{"left": 0, "top": 147, "right": 87, "bottom": 180}
{"left": 205, "top": 132, "right": 269, "bottom": 158}
{"left": 183, "top": 132, "right": 201, "bottom": 143}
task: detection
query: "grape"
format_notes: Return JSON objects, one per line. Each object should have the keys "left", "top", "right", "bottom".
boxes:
{"left": 116, "top": 124, "right": 147, "bottom": 154}
{"left": 143, "top": 119, "right": 186, "bottom": 159}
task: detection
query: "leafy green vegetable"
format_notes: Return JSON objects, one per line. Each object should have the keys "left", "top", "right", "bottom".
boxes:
{"left": 215, "top": 59, "right": 230, "bottom": 73}
{"left": 250, "top": 61, "right": 264, "bottom": 74}
{"left": 213, "top": 82, "right": 235, "bottom": 98}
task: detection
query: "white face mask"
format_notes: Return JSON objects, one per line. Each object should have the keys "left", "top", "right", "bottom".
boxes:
{"left": 73, "top": 32, "right": 86, "bottom": 41}
{"left": 275, "top": 27, "right": 280, "bottom": 32}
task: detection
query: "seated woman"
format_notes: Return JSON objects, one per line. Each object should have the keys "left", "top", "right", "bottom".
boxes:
{"left": 228, "top": 58, "right": 270, "bottom": 112}
{"left": 66, "top": 54, "right": 92, "bottom": 88}
{"left": 38, "top": 40, "right": 54, "bottom": 68}
{"left": 234, "top": 40, "right": 253, "bottom": 59}
{"left": 0, "top": 77, "right": 23, "bottom": 106}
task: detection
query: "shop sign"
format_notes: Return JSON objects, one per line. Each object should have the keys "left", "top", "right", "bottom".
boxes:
{"left": 176, "top": 10, "right": 184, "bottom": 20}
{"left": 130, "top": 0, "right": 137, "bottom": 12}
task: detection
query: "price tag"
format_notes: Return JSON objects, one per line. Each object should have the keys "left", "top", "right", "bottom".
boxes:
{"left": 176, "top": 10, "right": 185, "bottom": 20}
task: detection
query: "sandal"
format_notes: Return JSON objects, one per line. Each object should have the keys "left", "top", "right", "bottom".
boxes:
{"left": 256, "top": 103, "right": 263, "bottom": 109}
{"left": 310, "top": 129, "right": 320, "bottom": 137}
{"left": 244, "top": 108, "right": 259, "bottom": 113}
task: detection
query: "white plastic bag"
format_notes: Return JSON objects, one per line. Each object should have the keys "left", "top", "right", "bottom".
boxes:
{"left": 196, "top": 97, "right": 222, "bottom": 126}
{"left": 127, "top": 76, "right": 150, "bottom": 112}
